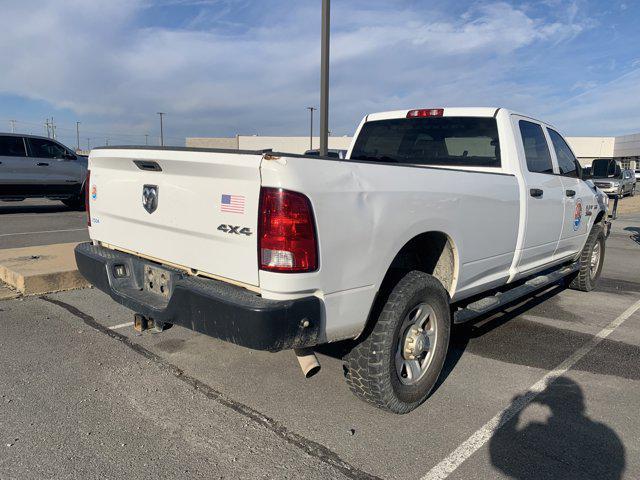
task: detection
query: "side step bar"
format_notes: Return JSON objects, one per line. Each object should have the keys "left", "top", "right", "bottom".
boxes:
{"left": 453, "top": 263, "right": 579, "bottom": 324}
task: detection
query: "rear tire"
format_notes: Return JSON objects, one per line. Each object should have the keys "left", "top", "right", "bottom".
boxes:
{"left": 569, "top": 224, "right": 605, "bottom": 292}
{"left": 343, "top": 271, "right": 450, "bottom": 414}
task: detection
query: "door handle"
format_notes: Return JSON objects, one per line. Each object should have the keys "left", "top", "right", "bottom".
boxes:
{"left": 37, "top": 162, "right": 49, "bottom": 166}
{"left": 565, "top": 189, "right": 576, "bottom": 197}
{"left": 530, "top": 188, "right": 543, "bottom": 198}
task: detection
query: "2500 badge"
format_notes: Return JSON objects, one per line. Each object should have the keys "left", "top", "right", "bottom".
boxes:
{"left": 217, "top": 224, "right": 252, "bottom": 236}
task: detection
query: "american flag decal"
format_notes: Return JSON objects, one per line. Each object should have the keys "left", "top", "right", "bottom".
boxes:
{"left": 220, "top": 194, "right": 245, "bottom": 214}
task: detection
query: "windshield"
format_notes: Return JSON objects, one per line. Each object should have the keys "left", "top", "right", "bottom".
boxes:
{"left": 350, "top": 117, "right": 501, "bottom": 168}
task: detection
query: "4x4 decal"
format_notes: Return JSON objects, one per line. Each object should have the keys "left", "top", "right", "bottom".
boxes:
{"left": 217, "top": 224, "right": 252, "bottom": 236}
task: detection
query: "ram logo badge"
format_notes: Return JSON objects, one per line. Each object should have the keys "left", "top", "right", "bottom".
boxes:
{"left": 217, "top": 224, "right": 252, "bottom": 236}
{"left": 142, "top": 185, "right": 159, "bottom": 214}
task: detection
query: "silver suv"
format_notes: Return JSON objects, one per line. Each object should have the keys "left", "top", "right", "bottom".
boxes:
{"left": 590, "top": 159, "right": 636, "bottom": 197}
{"left": 0, "top": 133, "right": 88, "bottom": 209}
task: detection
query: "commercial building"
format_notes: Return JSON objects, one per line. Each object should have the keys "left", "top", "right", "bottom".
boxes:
{"left": 566, "top": 133, "right": 640, "bottom": 169}
{"left": 186, "top": 133, "right": 640, "bottom": 169}
{"left": 186, "top": 135, "right": 352, "bottom": 154}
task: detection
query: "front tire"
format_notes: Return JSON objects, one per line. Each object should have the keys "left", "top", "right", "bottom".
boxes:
{"left": 343, "top": 271, "right": 450, "bottom": 414}
{"left": 569, "top": 224, "right": 605, "bottom": 292}
{"left": 62, "top": 190, "right": 86, "bottom": 211}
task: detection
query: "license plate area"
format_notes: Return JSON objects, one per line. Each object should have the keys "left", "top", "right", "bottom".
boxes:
{"left": 143, "top": 264, "right": 173, "bottom": 299}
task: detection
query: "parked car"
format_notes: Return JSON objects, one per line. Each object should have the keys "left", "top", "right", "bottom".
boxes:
{"left": 626, "top": 169, "right": 637, "bottom": 196}
{"left": 76, "top": 107, "right": 610, "bottom": 413}
{"left": 304, "top": 148, "right": 348, "bottom": 159}
{"left": 0, "top": 133, "right": 88, "bottom": 209}
{"left": 591, "top": 159, "right": 636, "bottom": 197}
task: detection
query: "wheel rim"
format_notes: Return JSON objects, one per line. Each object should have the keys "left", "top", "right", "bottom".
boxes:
{"left": 590, "top": 241, "right": 601, "bottom": 280}
{"left": 395, "top": 303, "right": 438, "bottom": 385}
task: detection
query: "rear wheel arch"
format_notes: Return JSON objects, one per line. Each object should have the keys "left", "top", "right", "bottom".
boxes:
{"left": 357, "top": 231, "right": 458, "bottom": 340}
{"left": 382, "top": 231, "right": 459, "bottom": 296}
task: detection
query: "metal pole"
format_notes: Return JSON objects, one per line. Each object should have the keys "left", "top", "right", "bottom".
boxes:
{"left": 145, "top": 134, "right": 149, "bottom": 146}
{"left": 319, "top": 0, "right": 330, "bottom": 156}
{"left": 306, "top": 107, "right": 315, "bottom": 150}
{"left": 51, "top": 117, "right": 56, "bottom": 139}
{"left": 87, "top": 138, "right": 90, "bottom": 150}
{"left": 9, "top": 120, "right": 16, "bottom": 133}
{"left": 76, "top": 122, "right": 81, "bottom": 150}
{"left": 157, "top": 112, "right": 165, "bottom": 146}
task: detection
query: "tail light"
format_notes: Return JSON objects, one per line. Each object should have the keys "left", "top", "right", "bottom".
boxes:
{"left": 258, "top": 187, "right": 318, "bottom": 272}
{"left": 85, "top": 170, "right": 91, "bottom": 226}
{"left": 407, "top": 108, "right": 444, "bottom": 118}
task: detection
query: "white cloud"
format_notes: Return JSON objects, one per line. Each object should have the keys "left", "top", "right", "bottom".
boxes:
{"left": 546, "top": 69, "right": 640, "bottom": 135}
{"left": 0, "top": 0, "right": 614, "bottom": 141}
{"left": 571, "top": 81, "right": 598, "bottom": 91}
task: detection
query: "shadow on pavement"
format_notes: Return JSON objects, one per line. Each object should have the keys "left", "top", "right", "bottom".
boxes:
{"left": 489, "top": 376, "right": 625, "bottom": 479}
{"left": 624, "top": 226, "right": 640, "bottom": 245}
{"left": 0, "top": 202, "right": 73, "bottom": 215}
{"left": 437, "top": 284, "right": 568, "bottom": 390}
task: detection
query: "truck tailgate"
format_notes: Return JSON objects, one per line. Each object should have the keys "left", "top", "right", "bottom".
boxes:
{"left": 88, "top": 148, "right": 262, "bottom": 286}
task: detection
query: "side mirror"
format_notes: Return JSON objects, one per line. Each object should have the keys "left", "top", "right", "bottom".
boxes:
{"left": 591, "top": 158, "right": 617, "bottom": 178}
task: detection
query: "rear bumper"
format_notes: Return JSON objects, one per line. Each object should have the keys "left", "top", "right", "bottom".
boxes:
{"left": 74, "top": 243, "right": 322, "bottom": 352}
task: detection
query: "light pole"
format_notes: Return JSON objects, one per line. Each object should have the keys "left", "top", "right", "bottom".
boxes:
{"left": 9, "top": 120, "right": 16, "bottom": 133}
{"left": 145, "top": 134, "right": 149, "bottom": 146}
{"left": 319, "top": 0, "right": 330, "bottom": 156}
{"left": 76, "top": 122, "right": 81, "bottom": 151}
{"left": 87, "top": 138, "right": 91, "bottom": 150}
{"left": 306, "top": 107, "right": 316, "bottom": 150}
{"left": 157, "top": 112, "right": 165, "bottom": 146}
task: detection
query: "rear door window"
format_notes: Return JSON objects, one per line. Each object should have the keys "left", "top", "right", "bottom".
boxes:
{"left": 27, "top": 138, "right": 68, "bottom": 159}
{"left": 0, "top": 136, "right": 27, "bottom": 157}
{"left": 350, "top": 117, "right": 501, "bottom": 167}
{"left": 519, "top": 120, "right": 554, "bottom": 174}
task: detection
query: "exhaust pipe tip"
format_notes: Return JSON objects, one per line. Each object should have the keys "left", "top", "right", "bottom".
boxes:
{"left": 294, "top": 348, "right": 321, "bottom": 378}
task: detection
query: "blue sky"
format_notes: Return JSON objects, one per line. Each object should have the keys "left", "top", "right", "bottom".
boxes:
{"left": 0, "top": 0, "right": 638, "bottom": 148}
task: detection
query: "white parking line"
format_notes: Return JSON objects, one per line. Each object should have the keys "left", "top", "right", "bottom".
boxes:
{"left": 108, "top": 322, "right": 134, "bottom": 330}
{"left": 422, "top": 297, "right": 640, "bottom": 480}
{"left": 0, "top": 228, "right": 86, "bottom": 237}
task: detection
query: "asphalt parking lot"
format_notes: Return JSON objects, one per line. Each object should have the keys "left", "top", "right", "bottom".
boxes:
{"left": 0, "top": 199, "right": 89, "bottom": 249}
{"left": 1, "top": 201, "right": 639, "bottom": 479}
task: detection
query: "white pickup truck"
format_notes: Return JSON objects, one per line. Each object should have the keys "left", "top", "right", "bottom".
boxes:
{"left": 76, "top": 107, "right": 611, "bottom": 413}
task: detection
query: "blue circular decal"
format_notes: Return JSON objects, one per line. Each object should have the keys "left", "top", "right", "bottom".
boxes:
{"left": 573, "top": 199, "right": 583, "bottom": 231}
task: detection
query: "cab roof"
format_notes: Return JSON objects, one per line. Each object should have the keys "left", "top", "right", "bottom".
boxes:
{"left": 363, "top": 107, "right": 555, "bottom": 131}
{"left": 366, "top": 107, "right": 501, "bottom": 122}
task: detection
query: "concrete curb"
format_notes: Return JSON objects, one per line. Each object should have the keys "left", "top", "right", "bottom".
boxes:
{"left": 0, "top": 282, "right": 20, "bottom": 300}
{"left": 0, "top": 242, "right": 90, "bottom": 295}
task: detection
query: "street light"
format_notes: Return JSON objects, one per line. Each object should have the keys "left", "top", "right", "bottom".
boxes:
{"left": 306, "top": 107, "right": 316, "bottom": 150}
{"left": 319, "top": 0, "right": 330, "bottom": 156}
{"left": 76, "top": 122, "right": 81, "bottom": 151}
{"left": 157, "top": 112, "right": 165, "bottom": 146}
